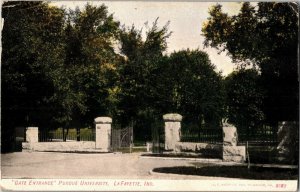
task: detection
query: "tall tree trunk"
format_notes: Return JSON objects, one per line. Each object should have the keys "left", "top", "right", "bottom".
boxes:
{"left": 63, "top": 124, "right": 69, "bottom": 142}
{"left": 198, "top": 115, "right": 202, "bottom": 140}
{"left": 65, "top": 127, "right": 69, "bottom": 142}
{"left": 62, "top": 127, "right": 65, "bottom": 142}
{"left": 77, "top": 127, "right": 80, "bottom": 141}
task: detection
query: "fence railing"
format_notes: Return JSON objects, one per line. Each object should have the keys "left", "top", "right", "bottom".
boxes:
{"left": 180, "top": 122, "right": 281, "bottom": 146}
{"left": 238, "top": 124, "right": 278, "bottom": 146}
{"left": 111, "top": 124, "right": 133, "bottom": 150}
{"left": 39, "top": 128, "right": 95, "bottom": 142}
{"left": 180, "top": 123, "right": 223, "bottom": 144}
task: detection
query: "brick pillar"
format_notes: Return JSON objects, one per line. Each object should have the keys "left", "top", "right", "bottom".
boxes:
{"left": 94, "top": 117, "right": 112, "bottom": 152}
{"left": 163, "top": 113, "right": 182, "bottom": 151}
{"left": 222, "top": 122, "right": 245, "bottom": 162}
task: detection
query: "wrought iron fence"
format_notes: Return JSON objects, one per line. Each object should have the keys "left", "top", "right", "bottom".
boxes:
{"left": 39, "top": 128, "right": 95, "bottom": 142}
{"left": 238, "top": 123, "right": 278, "bottom": 146}
{"left": 111, "top": 124, "right": 134, "bottom": 151}
{"left": 180, "top": 122, "right": 223, "bottom": 144}
{"left": 180, "top": 121, "right": 280, "bottom": 146}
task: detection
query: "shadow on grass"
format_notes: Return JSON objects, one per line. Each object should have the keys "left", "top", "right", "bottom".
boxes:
{"left": 153, "top": 165, "right": 298, "bottom": 180}
{"left": 142, "top": 153, "right": 219, "bottom": 159}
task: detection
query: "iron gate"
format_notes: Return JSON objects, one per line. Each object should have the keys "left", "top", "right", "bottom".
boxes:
{"left": 151, "top": 119, "right": 164, "bottom": 153}
{"left": 111, "top": 124, "right": 133, "bottom": 152}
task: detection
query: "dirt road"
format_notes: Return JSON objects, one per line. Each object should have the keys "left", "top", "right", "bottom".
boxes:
{"left": 1, "top": 152, "right": 225, "bottom": 179}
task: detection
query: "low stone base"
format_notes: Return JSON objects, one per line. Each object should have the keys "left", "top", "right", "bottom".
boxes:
{"left": 276, "top": 147, "right": 297, "bottom": 164}
{"left": 22, "top": 141, "right": 110, "bottom": 152}
{"left": 223, "top": 146, "right": 246, "bottom": 163}
{"left": 174, "top": 142, "right": 222, "bottom": 157}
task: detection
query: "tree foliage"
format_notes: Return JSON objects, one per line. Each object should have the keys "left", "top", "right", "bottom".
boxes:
{"left": 225, "top": 69, "right": 265, "bottom": 133}
{"left": 62, "top": 4, "right": 121, "bottom": 127}
{"left": 3, "top": 2, "right": 255, "bottom": 151}
{"left": 163, "top": 50, "right": 225, "bottom": 128}
{"left": 118, "top": 20, "right": 170, "bottom": 114}
{"left": 118, "top": 21, "right": 224, "bottom": 138}
{"left": 2, "top": 2, "right": 121, "bottom": 148}
{"left": 117, "top": 19, "right": 172, "bottom": 139}
{"left": 202, "top": 2, "right": 299, "bottom": 122}
{"left": 2, "top": 2, "right": 66, "bottom": 148}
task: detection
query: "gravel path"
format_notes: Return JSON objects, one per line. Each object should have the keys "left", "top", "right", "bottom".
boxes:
{"left": 1, "top": 152, "right": 229, "bottom": 179}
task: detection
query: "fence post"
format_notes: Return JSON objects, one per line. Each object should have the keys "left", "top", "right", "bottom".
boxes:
{"left": 24, "top": 127, "right": 39, "bottom": 150}
{"left": 222, "top": 122, "right": 246, "bottom": 162}
{"left": 94, "top": 117, "right": 112, "bottom": 152}
{"left": 163, "top": 113, "right": 182, "bottom": 151}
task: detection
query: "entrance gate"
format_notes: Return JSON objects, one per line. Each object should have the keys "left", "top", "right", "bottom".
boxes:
{"left": 111, "top": 124, "right": 133, "bottom": 152}
{"left": 151, "top": 119, "right": 165, "bottom": 153}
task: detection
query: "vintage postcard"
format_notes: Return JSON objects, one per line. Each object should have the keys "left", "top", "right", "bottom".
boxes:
{"left": 1, "top": 1, "right": 298, "bottom": 191}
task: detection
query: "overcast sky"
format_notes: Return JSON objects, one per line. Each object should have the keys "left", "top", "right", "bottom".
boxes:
{"left": 50, "top": 1, "right": 243, "bottom": 75}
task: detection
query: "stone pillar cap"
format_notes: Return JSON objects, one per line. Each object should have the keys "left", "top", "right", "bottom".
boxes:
{"left": 163, "top": 113, "right": 182, "bottom": 122}
{"left": 94, "top": 117, "right": 112, "bottom": 124}
{"left": 222, "top": 119, "right": 235, "bottom": 127}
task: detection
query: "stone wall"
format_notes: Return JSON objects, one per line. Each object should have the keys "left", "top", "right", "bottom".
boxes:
{"left": 161, "top": 114, "right": 246, "bottom": 162}
{"left": 175, "top": 142, "right": 222, "bottom": 158}
{"left": 22, "top": 141, "right": 97, "bottom": 152}
{"left": 223, "top": 145, "right": 246, "bottom": 162}
{"left": 22, "top": 116, "right": 112, "bottom": 153}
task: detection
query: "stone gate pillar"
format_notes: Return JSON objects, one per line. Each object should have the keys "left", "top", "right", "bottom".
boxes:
{"left": 163, "top": 113, "right": 182, "bottom": 151}
{"left": 94, "top": 117, "right": 112, "bottom": 152}
{"left": 26, "top": 127, "right": 39, "bottom": 143}
{"left": 23, "top": 127, "right": 39, "bottom": 150}
{"left": 222, "top": 122, "right": 245, "bottom": 162}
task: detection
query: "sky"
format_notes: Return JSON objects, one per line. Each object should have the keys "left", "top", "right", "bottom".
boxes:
{"left": 50, "top": 1, "right": 244, "bottom": 75}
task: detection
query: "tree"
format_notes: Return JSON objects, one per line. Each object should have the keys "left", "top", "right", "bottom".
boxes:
{"left": 164, "top": 49, "right": 225, "bottom": 128}
{"left": 62, "top": 4, "right": 121, "bottom": 130}
{"left": 41, "top": 4, "right": 121, "bottom": 140}
{"left": 202, "top": 2, "right": 298, "bottom": 123}
{"left": 2, "top": 1, "right": 66, "bottom": 150}
{"left": 225, "top": 69, "right": 265, "bottom": 135}
{"left": 118, "top": 19, "right": 171, "bottom": 139}
{"left": 117, "top": 19, "right": 173, "bottom": 140}
{"left": 1, "top": 2, "right": 122, "bottom": 148}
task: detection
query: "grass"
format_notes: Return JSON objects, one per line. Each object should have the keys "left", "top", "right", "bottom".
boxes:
{"left": 247, "top": 147, "right": 277, "bottom": 164}
{"left": 246, "top": 146, "right": 299, "bottom": 165}
{"left": 133, "top": 140, "right": 147, "bottom": 146}
{"left": 153, "top": 165, "right": 298, "bottom": 180}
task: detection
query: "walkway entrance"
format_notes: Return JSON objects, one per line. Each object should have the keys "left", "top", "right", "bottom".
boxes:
{"left": 111, "top": 124, "right": 133, "bottom": 152}
{"left": 151, "top": 119, "right": 164, "bottom": 153}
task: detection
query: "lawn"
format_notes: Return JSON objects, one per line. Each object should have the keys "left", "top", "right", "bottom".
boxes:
{"left": 153, "top": 165, "right": 298, "bottom": 180}
{"left": 142, "top": 152, "right": 220, "bottom": 159}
